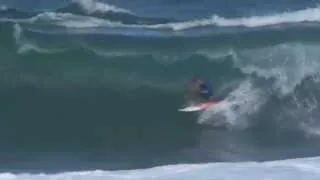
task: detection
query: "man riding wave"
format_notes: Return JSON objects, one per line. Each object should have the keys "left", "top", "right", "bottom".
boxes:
{"left": 190, "top": 75, "right": 215, "bottom": 101}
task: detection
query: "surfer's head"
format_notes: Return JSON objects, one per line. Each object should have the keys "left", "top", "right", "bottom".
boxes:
{"left": 192, "top": 75, "right": 200, "bottom": 82}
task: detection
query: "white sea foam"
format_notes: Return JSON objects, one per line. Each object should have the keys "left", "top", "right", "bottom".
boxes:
{"left": 235, "top": 43, "right": 320, "bottom": 95}
{"left": 13, "top": 23, "right": 47, "bottom": 54}
{"left": 71, "top": 0, "right": 132, "bottom": 14}
{"left": 198, "top": 80, "right": 266, "bottom": 129}
{"left": 1, "top": 156, "right": 320, "bottom": 180}
{"left": 152, "top": 7, "right": 320, "bottom": 30}
{"left": 26, "top": 12, "right": 124, "bottom": 28}
{"left": 13, "top": 23, "right": 68, "bottom": 54}
{"left": 196, "top": 43, "right": 320, "bottom": 128}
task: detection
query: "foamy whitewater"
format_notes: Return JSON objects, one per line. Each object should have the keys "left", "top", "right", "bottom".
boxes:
{"left": 2, "top": 157, "right": 320, "bottom": 180}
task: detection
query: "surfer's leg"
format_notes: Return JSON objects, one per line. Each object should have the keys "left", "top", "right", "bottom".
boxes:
{"left": 206, "top": 90, "right": 214, "bottom": 101}
{"left": 201, "top": 92, "right": 212, "bottom": 101}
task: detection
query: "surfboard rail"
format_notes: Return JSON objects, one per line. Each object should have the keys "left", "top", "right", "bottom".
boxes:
{"left": 178, "top": 101, "right": 218, "bottom": 112}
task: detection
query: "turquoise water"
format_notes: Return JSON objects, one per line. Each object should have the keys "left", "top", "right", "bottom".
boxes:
{"left": 1, "top": 0, "right": 320, "bottom": 173}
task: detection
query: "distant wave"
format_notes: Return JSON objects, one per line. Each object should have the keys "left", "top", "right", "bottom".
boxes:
{"left": 180, "top": 7, "right": 320, "bottom": 29}
{"left": 69, "top": 0, "right": 133, "bottom": 14}
{"left": 53, "top": 7, "right": 320, "bottom": 29}
{"left": 146, "top": 7, "right": 320, "bottom": 30}
{"left": 3, "top": 7, "right": 320, "bottom": 32}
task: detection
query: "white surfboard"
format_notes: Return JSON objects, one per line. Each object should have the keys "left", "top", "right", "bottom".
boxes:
{"left": 178, "top": 101, "right": 219, "bottom": 112}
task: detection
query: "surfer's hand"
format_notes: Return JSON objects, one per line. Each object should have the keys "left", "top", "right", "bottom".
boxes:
{"left": 200, "top": 90, "right": 208, "bottom": 93}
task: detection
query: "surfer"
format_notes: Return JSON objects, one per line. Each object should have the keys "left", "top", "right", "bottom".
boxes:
{"left": 179, "top": 75, "right": 218, "bottom": 112}
{"left": 190, "top": 76, "right": 214, "bottom": 101}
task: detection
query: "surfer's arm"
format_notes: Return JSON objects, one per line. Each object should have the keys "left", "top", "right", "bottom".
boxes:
{"left": 190, "top": 83, "right": 199, "bottom": 93}
{"left": 186, "top": 84, "right": 199, "bottom": 99}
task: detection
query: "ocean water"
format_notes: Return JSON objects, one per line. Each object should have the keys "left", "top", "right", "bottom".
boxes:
{"left": 1, "top": 0, "right": 320, "bottom": 179}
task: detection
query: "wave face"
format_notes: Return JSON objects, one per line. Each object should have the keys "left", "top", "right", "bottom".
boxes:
{"left": 2, "top": 0, "right": 320, "bottom": 178}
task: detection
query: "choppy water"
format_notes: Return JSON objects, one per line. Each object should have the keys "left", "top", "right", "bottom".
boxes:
{"left": 1, "top": 0, "right": 320, "bottom": 179}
